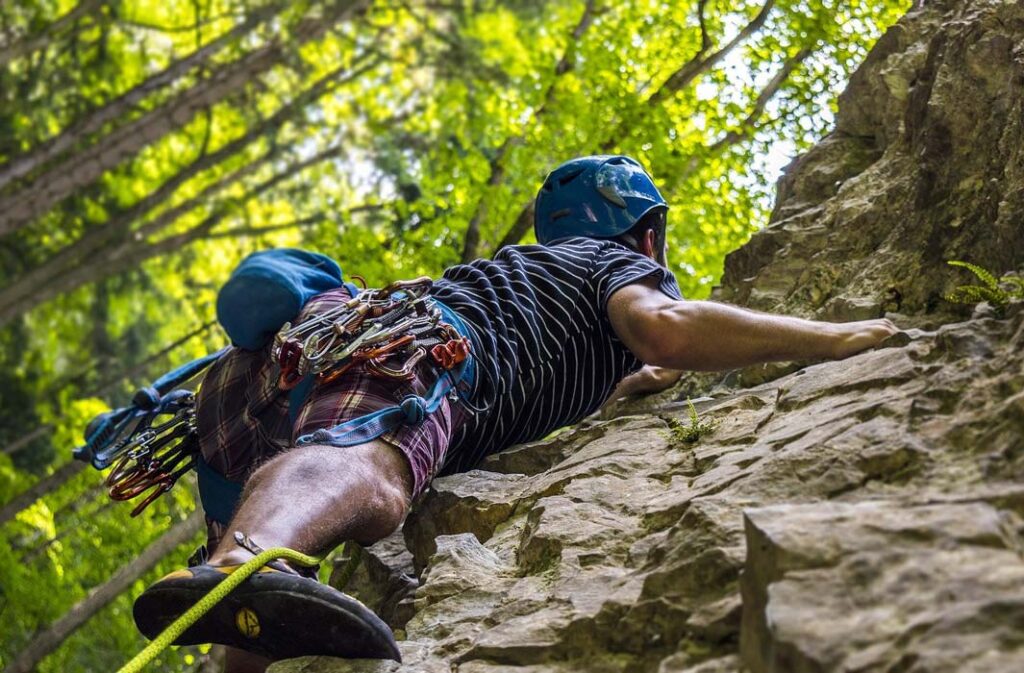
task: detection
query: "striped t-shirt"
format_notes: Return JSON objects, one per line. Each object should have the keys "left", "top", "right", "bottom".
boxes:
{"left": 429, "top": 237, "right": 683, "bottom": 473}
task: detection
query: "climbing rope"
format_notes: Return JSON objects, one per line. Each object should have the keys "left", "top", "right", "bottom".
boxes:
{"left": 116, "top": 546, "right": 322, "bottom": 673}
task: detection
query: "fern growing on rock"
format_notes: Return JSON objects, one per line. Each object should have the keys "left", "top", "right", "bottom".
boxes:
{"left": 944, "top": 261, "right": 1024, "bottom": 315}
{"left": 668, "top": 398, "right": 719, "bottom": 444}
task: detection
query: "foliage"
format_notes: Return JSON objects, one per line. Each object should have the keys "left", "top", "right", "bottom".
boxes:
{"left": 0, "top": 0, "right": 909, "bottom": 670}
{"left": 944, "top": 260, "right": 1024, "bottom": 316}
{"left": 668, "top": 397, "right": 720, "bottom": 444}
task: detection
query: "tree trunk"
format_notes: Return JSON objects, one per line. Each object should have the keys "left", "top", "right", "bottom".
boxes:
{"left": 459, "top": 0, "right": 597, "bottom": 262}
{"left": 4, "top": 509, "right": 204, "bottom": 673}
{"left": 0, "top": 460, "right": 86, "bottom": 525}
{"left": 0, "top": 54, "right": 378, "bottom": 326}
{"left": 0, "top": 425, "right": 50, "bottom": 457}
{"left": 0, "top": 0, "right": 104, "bottom": 70}
{"left": 9, "top": 149, "right": 339, "bottom": 310}
{"left": 0, "top": 0, "right": 284, "bottom": 191}
{"left": 20, "top": 496, "right": 115, "bottom": 563}
{"left": 0, "top": 0, "right": 368, "bottom": 237}
{"left": 495, "top": 200, "right": 536, "bottom": 252}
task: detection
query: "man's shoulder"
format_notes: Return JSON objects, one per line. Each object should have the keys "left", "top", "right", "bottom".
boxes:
{"left": 498, "top": 237, "right": 634, "bottom": 261}
{"left": 442, "top": 238, "right": 648, "bottom": 285}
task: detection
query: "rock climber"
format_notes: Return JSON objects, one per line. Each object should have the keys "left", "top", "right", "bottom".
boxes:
{"left": 132, "top": 155, "right": 898, "bottom": 672}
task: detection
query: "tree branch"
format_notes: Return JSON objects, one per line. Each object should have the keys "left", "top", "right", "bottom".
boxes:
{"left": 495, "top": 0, "right": 782, "bottom": 251}
{"left": 0, "top": 0, "right": 104, "bottom": 69}
{"left": 76, "top": 321, "right": 217, "bottom": 397}
{"left": 5, "top": 510, "right": 204, "bottom": 673}
{"left": 0, "top": 54, "right": 380, "bottom": 325}
{"left": 0, "top": 0, "right": 370, "bottom": 237}
{"left": 18, "top": 496, "right": 115, "bottom": 563}
{"left": 696, "top": 0, "right": 712, "bottom": 54}
{"left": 460, "top": 0, "right": 598, "bottom": 262}
{"left": 646, "top": 0, "right": 776, "bottom": 108}
{"left": 206, "top": 202, "right": 384, "bottom": 239}
{"left": 24, "top": 147, "right": 347, "bottom": 309}
{"left": 494, "top": 199, "right": 535, "bottom": 252}
{"left": 0, "top": 0, "right": 287, "bottom": 192}
{"left": 0, "top": 461, "right": 86, "bottom": 524}
{"left": 205, "top": 214, "right": 324, "bottom": 239}
{"left": 115, "top": 11, "right": 242, "bottom": 34}
{"left": 0, "top": 425, "right": 51, "bottom": 458}
{"left": 683, "top": 48, "right": 811, "bottom": 178}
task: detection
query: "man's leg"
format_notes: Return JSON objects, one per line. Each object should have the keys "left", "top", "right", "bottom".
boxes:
{"left": 208, "top": 440, "right": 414, "bottom": 566}
{"left": 204, "top": 440, "right": 413, "bottom": 673}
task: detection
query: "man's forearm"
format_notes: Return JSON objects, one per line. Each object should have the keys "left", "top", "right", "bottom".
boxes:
{"left": 659, "top": 300, "right": 842, "bottom": 371}
{"left": 608, "top": 282, "right": 898, "bottom": 372}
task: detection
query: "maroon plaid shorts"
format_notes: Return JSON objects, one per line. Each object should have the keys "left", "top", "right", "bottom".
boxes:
{"left": 195, "top": 288, "right": 458, "bottom": 540}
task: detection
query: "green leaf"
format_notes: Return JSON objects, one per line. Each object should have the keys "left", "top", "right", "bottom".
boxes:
{"left": 947, "top": 260, "right": 1000, "bottom": 290}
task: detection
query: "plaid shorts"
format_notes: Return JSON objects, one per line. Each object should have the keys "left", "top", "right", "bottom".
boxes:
{"left": 195, "top": 288, "right": 458, "bottom": 544}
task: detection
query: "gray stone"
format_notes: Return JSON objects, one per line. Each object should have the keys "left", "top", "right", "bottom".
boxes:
{"left": 740, "top": 501, "right": 1024, "bottom": 673}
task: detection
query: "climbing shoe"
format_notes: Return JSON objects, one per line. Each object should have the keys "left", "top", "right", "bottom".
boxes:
{"left": 132, "top": 563, "right": 401, "bottom": 661}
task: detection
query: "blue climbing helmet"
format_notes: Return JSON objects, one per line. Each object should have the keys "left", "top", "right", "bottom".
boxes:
{"left": 534, "top": 155, "right": 668, "bottom": 244}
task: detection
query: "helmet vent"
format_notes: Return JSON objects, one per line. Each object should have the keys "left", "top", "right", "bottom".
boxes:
{"left": 558, "top": 169, "right": 585, "bottom": 186}
{"left": 550, "top": 208, "right": 572, "bottom": 221}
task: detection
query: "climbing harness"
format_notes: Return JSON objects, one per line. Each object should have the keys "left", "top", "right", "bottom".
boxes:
{"left": 196, "top": 280, "right": 475, "bottom": 525}
{"left": 75, "top": 266, "right": 474, "bottom": 520}
{"left": 116, "top": 534, "right": 323, "bottom": 673}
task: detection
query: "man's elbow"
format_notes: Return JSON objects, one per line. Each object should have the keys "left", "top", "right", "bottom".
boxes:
{"left": 630, "top": 304, "right": 695, "bottom": 369}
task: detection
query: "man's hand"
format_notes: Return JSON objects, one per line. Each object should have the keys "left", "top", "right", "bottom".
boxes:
{"left": 829, "top": 318, "right": 900, "bottom": 359}
{"left": 609, "top": 366, "right": 684, "bottom": 401}
{"left": 598, "top": 366, "right": 683, "bottom": 417}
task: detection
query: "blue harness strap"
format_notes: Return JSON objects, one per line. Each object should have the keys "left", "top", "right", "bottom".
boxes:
{"left": 295, "top": 361, "right": 466, "bottom": 448}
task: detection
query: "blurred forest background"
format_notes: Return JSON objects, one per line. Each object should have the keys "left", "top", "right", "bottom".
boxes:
{"left": 0, "top": 0, "right": 909, "bottom": 671}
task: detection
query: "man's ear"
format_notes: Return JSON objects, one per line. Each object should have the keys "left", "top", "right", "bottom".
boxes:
{"left": 641, "top": 228, "right": 656, "bottom": 260}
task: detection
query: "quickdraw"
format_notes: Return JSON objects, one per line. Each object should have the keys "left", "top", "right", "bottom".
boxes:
{"left": 81, "top": 389, "right": 201, "bottom": 517}
{"left": 273, "top": 278, "right": 470, "bottom": 390}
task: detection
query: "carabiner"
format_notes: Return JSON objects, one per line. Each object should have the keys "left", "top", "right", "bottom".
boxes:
{"left": 365, "top": 347, "right": 427, "bottom": 381}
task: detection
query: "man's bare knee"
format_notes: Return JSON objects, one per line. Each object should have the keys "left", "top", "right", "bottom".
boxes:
{"left": 343, "top": 443, "right": 413, "bottom": 542}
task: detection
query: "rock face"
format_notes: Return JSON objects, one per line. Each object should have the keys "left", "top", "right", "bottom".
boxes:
{"left": 270, "top": 2, "right": 1024, "bottom": 672}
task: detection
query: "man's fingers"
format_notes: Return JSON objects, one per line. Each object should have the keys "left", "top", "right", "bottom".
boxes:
{"left": 833, "top": 318, "right": 902, "bottom": 359}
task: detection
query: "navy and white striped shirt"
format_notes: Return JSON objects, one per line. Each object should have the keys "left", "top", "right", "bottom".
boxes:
{"left": 430, "top": 237, "right": 683, "bottom": 473}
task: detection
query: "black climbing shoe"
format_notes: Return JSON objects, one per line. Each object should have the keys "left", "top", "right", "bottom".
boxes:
{"left": 132, "top": 564, "right": 401, "bottom": 661}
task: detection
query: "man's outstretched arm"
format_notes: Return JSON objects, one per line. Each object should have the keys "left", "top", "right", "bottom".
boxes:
{"left": 607, "top": 280, "right": 898, "bottom": 371}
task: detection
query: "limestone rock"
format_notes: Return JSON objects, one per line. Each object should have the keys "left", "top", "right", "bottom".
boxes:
{"left": 270, "top": 2, "right": 1024, "bottom": 672}
{"left": 741, "top": 501, "right": 1024, "bottom": 673}
{"left": 715, "top": 0, "right": 1024, "bottom": 319}
{"left": 328, "top": 530, "right": 418, "bottom": 632}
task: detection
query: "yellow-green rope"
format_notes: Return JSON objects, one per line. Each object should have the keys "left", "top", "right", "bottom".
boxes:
{"left": 117, "top": 547, "right": 322, "bottom": 673}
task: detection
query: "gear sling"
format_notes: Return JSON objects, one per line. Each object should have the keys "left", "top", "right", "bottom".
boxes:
{"left": 74, "top": 249, "right": 474, "bottom": 524}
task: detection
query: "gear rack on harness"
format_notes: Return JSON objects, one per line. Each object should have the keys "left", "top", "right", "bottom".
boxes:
{"left": 75, "top": 271, "right": 473, "bottom": 519}
{"left": 274, "top": 277, "right": 469, "bottom": 390}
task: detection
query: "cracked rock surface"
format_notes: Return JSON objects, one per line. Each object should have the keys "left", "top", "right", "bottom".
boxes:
{"left": 270, "top": 1, "right": 1024, "bottom": 671}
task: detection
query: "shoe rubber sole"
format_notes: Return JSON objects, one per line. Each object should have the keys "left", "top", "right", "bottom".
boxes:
{"left": 133, "top": 567, "right": 401, "bottom": 661}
